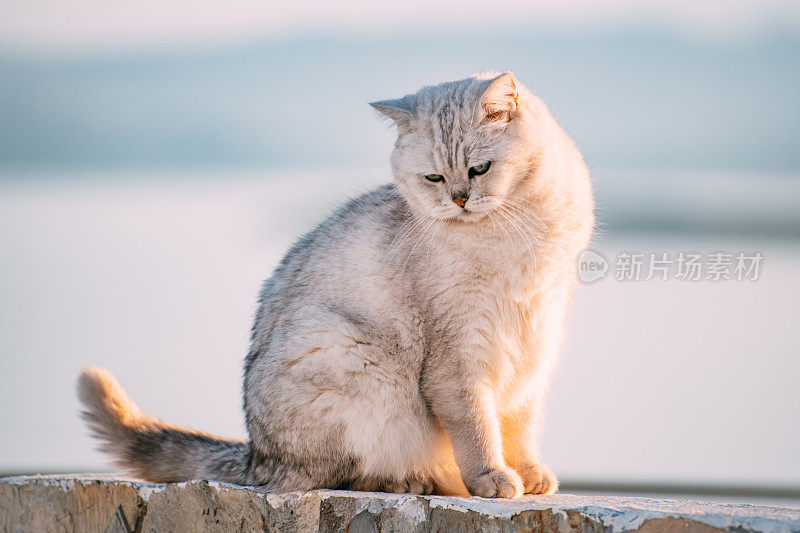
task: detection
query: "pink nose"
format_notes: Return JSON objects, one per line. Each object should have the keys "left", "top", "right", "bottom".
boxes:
{"left": 452, "top": 196, "right": 467, "bottom": 208}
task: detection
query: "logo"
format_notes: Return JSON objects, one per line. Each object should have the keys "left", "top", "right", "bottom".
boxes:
{"left": 577, "top": 249, "right": 608, "bottom": 283}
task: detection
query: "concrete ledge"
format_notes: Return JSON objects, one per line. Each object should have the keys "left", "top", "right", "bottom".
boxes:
{"left": 1, "top": 475, "right": 799, "bottom": 532}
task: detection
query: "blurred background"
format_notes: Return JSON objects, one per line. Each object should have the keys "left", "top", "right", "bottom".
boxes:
{"left": 1, "top": 0, "right": 799, "bottom": 507}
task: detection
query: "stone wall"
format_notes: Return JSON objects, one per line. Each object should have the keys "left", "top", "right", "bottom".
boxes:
{"left": 1, "top": 475, "right": 799, "bottom": 532}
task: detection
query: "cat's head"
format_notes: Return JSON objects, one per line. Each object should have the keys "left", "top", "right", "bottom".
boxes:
{"left": 371, "top": 72, "right": 537, "bottom": 223}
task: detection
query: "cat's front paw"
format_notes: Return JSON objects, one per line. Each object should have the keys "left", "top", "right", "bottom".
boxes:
{"left": 517, "top": 462, "right": 558, "bottom": 495}
{"left": 464, "top": 467, "right": 524, "bottom": 498}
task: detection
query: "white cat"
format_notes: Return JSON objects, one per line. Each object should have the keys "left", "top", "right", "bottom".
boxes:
{"left": 78, "top": 72, "right": 594, "bottom": 497}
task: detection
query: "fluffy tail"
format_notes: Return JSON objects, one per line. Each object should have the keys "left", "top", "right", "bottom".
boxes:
{"left": 77, "top": 367, "right": 251, "bottom": 484}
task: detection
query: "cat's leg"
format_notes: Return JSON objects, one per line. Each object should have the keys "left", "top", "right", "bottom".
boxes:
{"left": 345, "top": 449, "right": 468, "bottom": 495}
{"left": 421, "top": 366, "right": 524, "bottom": 498}
{"left": 501, "top": 402, "right": 558, "bottom": 495}
{"left": 245, "top": 309, "right": 441, "bottom": 493}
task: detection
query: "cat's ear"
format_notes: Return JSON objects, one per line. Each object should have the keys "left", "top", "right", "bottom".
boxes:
{"left": 480, "top": 72, "right": 519, "bottom": 124}
{"left": 370, "top": 97, "right": 415, "bottom": 134}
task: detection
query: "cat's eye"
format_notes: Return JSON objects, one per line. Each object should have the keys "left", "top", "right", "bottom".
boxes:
{"left": 468, "top": 161, "right": 491, "bottom": 178}
{"left": 424, "top": 174, "right": 445, "bottom": 183}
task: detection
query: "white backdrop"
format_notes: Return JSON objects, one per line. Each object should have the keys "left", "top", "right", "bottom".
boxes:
{"left": 1, "top": 171, "right": 798, "bottom": 486}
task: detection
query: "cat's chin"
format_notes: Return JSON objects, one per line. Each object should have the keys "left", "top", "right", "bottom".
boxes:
{"left": 448, "top": 209, "right": 490, "bottom": 224}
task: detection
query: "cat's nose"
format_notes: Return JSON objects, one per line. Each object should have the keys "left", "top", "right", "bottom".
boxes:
{"left": 452, "top": 194, "right": 468, "bottom": 208}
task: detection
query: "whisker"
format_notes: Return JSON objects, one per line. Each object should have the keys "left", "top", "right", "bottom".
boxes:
{"left": 501, "top": 203, "right": 545, "bottom": 267}
{"left": 502, "top": 205, "right": 542, "bottom": 233}
{"left": 487, "top": 209, "right": 517, "bottom": 256}
{"left": 396, "top": 217, "right": 436, "bottom": 258}
{"left": 498, "top": 206, "right": 538, "bottom": 252}
{"left": 385, "top": 214, "right": 419, "bottom": 253}
{"left": 385, "top": 214, "right": 429, "bottom": 262}
{"left": 400, "top": 218, "right": 438, "bottom": 275}
{"left": 497, "top": 207, "right": 535, "bottom": 252}
{"left": 425, "top": 219, "right": 443, "bottom": 261}
{"left": 503, "top": 197, "right": 543, "bottom": 220}
{"left": 501, "top": 199, "right": 547, "bottom": 234}
{"left": 504, "top": 197, "right": 547, "bottom": 225}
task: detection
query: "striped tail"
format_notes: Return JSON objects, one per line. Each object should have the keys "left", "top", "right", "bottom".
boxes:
{"left": 77, "top": 367, "right": 251, "bottom": 484}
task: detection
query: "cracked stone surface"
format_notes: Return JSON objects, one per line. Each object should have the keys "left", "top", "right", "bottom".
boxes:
{"left": 1, "top": 475, "right": 799, "bottom": 532}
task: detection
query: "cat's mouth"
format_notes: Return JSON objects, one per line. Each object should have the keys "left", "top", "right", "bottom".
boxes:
{"left": 432, "top": 202, "right": 492, "bottom": 223}
{"left": 452, "top": 208, "right": 489, "bottom": 223}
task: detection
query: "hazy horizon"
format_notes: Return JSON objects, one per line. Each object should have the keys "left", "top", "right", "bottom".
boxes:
{"left": 1, "top": 27, "right": 798, "bottom": 174}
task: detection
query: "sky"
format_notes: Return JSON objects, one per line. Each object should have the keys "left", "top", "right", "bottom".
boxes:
{"left": 1, "top": 0, "right": 798, "bottom": 174}
{"left": 1, "top": 0, "right": 800, "bottom": 53}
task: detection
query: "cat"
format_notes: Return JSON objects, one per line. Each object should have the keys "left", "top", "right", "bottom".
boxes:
{"left": 78, "top": 71, "right": 594, "bottom": 498}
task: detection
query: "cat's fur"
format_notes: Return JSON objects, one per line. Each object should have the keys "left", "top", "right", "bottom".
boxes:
{"left": 78, "top": 72, "right": 594, "bottom": 497}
